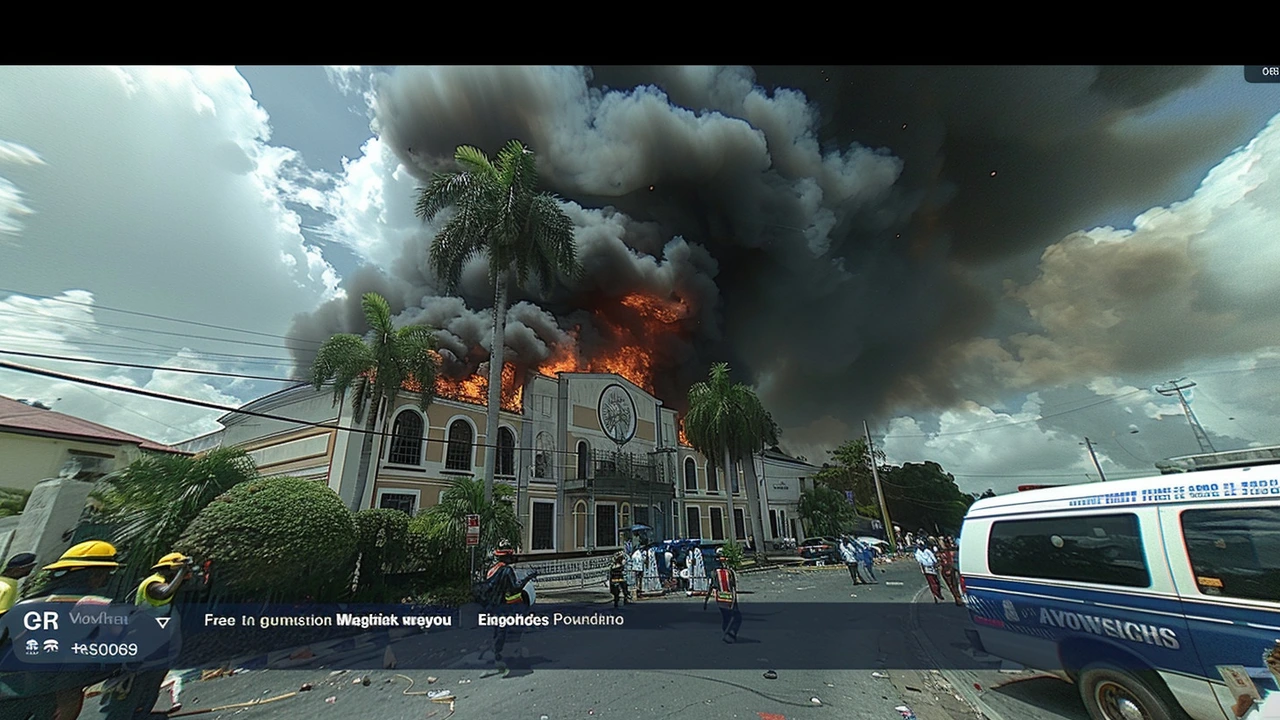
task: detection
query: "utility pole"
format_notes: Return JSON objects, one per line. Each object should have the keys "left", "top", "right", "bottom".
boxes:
{"left": 863, "top": 420, "right": 896, "bottom": 553}
{"left": 1082, "top": 437, "right": 1107, "bottom": 483}
{"left": 1155, "top": 378, "right": 1216, "bottom": 453}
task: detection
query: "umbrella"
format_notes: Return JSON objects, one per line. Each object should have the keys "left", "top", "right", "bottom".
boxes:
{"left": 857, "top": 536, "right": 889, "bottom": 546}
{"left": 629, "top": 524, "right": 652, "bottom": 532}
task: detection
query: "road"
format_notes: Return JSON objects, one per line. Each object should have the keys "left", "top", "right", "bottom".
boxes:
{"left": 63, "top": 560, "right": 1090, "bottom": 720}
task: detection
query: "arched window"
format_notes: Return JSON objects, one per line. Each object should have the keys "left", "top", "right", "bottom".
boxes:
{"left": 534, "top": 432, "right": 553, "bottom": 479}
{"left": 387, "top": 410, "right": 423, "bottom": 466}
{"left": 497, "top": 427, "right": 516, "bottom": 477}
{"left": 445, "top": 419, "right": 473, "bottom": 471}
{"left": 576, "top": 440, "right": 590, "bottom": 480}
{"left": 683, "top": 457, "right": 697, "bottom": 492}
{"left": 573, "top": 500, "right": 588, "bottom": 549}
{"left": 707, "top": 462, "right": 719, "bottom": 492}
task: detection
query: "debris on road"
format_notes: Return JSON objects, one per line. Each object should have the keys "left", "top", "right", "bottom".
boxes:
{"left": 427, "top": 676, "right": 439, "bottom": 684}
{"left": 758, "top": 713, "right": 786, "bottom": 720}
{"left": 905, "top": 686, "right": 922, "bottom": 692}
{"left": 324, "top": 696, "right": 337, "bottom": 704}
{"left": 895, "top": 706, "right": 918, "bottom": 720}
{"left": 885, "top": 581, "right": 904, "bottom": 586}
{"left": 872, "top": 672, "right": 889, "bottom": 679}
{"left": 763, "top": 670, "right": 778, "bottom": 680}
{"left": 459, "top": 678, "right": 472, "bottom": 684}
{"left": 809, "top": 697, "right": 822, "bottom": 705}
{"left": 427, "top": 690, "right": 454, "bottom": 700}
{"left": 299, "top": 683, "right": 313, "bottom": 692}
{"left": 362, "top": 676, "right": 372, "bottom": 686}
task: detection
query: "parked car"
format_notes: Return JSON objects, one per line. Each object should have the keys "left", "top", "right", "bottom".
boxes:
{"left": 798, "top": 537, "right": 841, "bottom": 565}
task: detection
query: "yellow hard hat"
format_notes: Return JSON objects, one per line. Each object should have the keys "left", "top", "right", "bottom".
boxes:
{"left": 152, "top": 553, "right": 190, "bottom": 571}
{"left": 43, "top": 541, "right": 120, "bottom": 571}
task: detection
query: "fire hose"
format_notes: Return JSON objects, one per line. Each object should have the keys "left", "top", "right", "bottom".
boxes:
{"left": 167, "top": 691, "right": 297, "bottom": 716}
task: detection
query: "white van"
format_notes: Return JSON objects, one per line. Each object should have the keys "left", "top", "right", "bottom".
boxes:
{"left": 958, "top": 456, "right": 1280, "bottom": 720}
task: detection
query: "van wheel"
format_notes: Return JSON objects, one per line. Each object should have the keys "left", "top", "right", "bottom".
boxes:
{"left": 1078, "top": 663, "right": 1189, "bottom": 720}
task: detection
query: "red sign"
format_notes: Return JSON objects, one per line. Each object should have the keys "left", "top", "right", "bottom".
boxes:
{"left": 466, "top": 514, "right": 480, "bottom": 528}
{"left": 465, "top": 514, "right": 480, "bottom": 546}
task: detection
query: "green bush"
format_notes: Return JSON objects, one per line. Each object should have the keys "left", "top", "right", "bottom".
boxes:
{"left": 353, "top": 508, "right": 411, "bottom": 601}
{"left": 718, "top": 538, "right": 746, "bottom": 570}
{"left": 176, "top": 477, "right": 357, "bottom": 602}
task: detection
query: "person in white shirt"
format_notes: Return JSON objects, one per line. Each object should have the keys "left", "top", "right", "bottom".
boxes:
{"left": 914, "top": 542, "right": 944, "bottom": 603}
{"left": 839, "top": 538, "right": 863, "bottom": 587}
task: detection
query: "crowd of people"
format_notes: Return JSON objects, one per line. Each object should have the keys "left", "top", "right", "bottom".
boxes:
{"left": 0, "top": 541, "right": 192, "bottom": 720}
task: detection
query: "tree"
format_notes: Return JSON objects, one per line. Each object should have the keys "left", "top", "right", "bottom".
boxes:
{"left": 684, "top": 363, "right": 769, "bottom": 554}
{"left": 409, "top": 476, "right": 521, "bottom": 584}
{"left": 814, "top": 438, "right": 885, "bottom": 506}
{"left": 978, "top": 488, "right": 997, "bottom": 499}
{"left": 798, "top": 486, "right": 859, "bottom": 537}
{"left": 311, "top": 292, "right": 440, "bottom": 511}
{"left": 879, "top": 462, "right": 975, "bottom": 536}
{"left": 176, "top": 477, "right": 358, "bottom": 602}
{"left": 94, "top": 447, "right": 259, "bottom": 577}
{"left": 415, "top": 140, "right": 581, "bottom": 502}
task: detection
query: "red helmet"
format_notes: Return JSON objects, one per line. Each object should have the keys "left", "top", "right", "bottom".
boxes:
{"left": 494, "top": 540, "right": 515, "bottom": 557}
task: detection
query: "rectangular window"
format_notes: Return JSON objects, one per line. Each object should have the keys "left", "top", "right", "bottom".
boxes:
{"left": 377, "top": 491, "right": 418, "bottom": 516}
{"left": 710, "top": 507, "right": 726, "bottom": 541}
{"left": 732, "top": 467, "right": 740, "bottom": 495}
{"left": 1181, "top": 506, "right": 1280, "bottom": 603}
{"left": 686, "top": 506, "right": 701, "bottom": 539}
{"left": 531, "top": 501, "right": 555, "bottom": 551}
{"left": 770, "top": 509, "right": 780, "bottom": 538}
{"left": 734, "top": 508, "right": 746, "bottom": 540}
{"left": 988, "top": 514, "right": 1150, "bottom": 588}
{"left": 707, "top": 466, "right": 719, "bottom": 493}
{"left": 596, "top": 503, "right": 617, "bottom": 548}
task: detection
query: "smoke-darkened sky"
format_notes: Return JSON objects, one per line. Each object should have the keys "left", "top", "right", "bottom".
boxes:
{"left": 2, "top": 66, "right": 1278, "bottom": 493}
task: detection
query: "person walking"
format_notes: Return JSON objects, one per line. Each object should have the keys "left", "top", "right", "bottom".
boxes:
{"left": 1, "top": 541, "right": 121, "bottom": 720}
{"left": 702, "top": 548, "right": 741, "bottom": 643}
{"left": 914, "top": 542, "right": 944, "bottom": 603}
{"left": 856, "top": 541, "right": 877, "bottom": 584}
{"left": 838, "top": 538, "right": 862, "bottom": 587}
{"left": 608, "top": 552, "right": 630, "bottom": 608}
{"left": 479, "top": 540, "right": 537, "bottom": 674}
{"left": 0, "top": 553, "right": 37, "bottom": 617}
{"left": 91, "top": 553, "right": 192, "bottom": 719}
{"left": 936, "top": 537, "right": 964, "bottom": 606}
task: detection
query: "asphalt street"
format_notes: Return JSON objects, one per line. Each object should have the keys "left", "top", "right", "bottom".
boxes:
{"left": 55, "top": 559, "right": 1087, "bottom": 720}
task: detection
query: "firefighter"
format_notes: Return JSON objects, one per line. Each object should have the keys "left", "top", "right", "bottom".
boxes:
{"left": 92, "top": 553, "right": 191, "bottom": 719}
{"left": 608, "top": 552, "right": 630, "bottom": 608}
{"left": 481, "top": 540, "right": 537, "bottom": 673}
{"left": 1, "top": 541, "right": 122, "bottom": 720}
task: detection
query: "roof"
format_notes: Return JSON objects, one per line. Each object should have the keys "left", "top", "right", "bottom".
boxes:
{"left": 0, "top": 395, "right": 185, "bottom": 454}
{"left": 965, "top": 462, "right": 1280, "bottom": 519}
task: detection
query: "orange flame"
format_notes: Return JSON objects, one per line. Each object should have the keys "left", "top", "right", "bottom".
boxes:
{"left": 427, "top": 361, "right": 523, "bottom": 413}
{"left": 414, "top": 291, "right": 688, "bottom": 414}
{"left": 678, "top": 416, "right": 690, "bottom": 446}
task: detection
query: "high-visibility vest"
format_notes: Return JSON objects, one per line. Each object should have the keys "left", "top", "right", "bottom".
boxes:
{"left": 714, "top": 568, "right": 735, "bottom": 607}
{"left": 135, "top": 573, "right": 173, "bottom": 611}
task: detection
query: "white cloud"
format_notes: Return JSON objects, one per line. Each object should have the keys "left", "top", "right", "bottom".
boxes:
{"left": 0, "top": 138, "right": 44, "bottom": 238}
{"left": 0, "top": 66, "right": 342, "bottom": 339}
{"left": 0, "top": 292, "right": 289, "bottom": 444}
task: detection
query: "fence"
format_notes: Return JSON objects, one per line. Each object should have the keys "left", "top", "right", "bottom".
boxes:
{"left": 520, "top": 555, "right": 613, "bottom": 593}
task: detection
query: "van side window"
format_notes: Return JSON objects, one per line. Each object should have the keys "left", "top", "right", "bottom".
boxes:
{"left": 988, "top": 514, "right": 1150, "bottom": 588}
{"left": 1181, "top": 507, "right": 1280, "bottom": 603}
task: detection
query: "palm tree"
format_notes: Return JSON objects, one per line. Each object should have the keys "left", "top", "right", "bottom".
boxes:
{"left": 684, "top": 363, "right": 770, "bottom": 555}
{"left": 94, "top": 447, "right": 259, "bottom": 579}
{"left": 410, "top": 476, "right": 522, "bottom": 581}
{"left": 311, "top": 292, "right": 440, "bottom": 511}
{"left": 415, "top": 140, "right": 580, "bottom": 502}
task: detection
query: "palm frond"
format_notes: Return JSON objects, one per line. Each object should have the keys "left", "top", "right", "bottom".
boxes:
{"left": 455, "top": 145, "right": 498, "bottom": 176}
{"left": 311, "top": 334, "right": 375, "bottom": 407}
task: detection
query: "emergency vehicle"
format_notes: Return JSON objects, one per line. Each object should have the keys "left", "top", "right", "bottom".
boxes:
{"left": 958, "top": 449, "right": 1280, "bottom": 720}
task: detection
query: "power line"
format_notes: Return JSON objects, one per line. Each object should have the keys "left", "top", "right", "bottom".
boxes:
{"left": 881, "top": 389, "right": 1148, "bottom": 439}
{"left": 0, "top": 359, "right": 599, "bottom": 458}
{"left": 0, "top": 287, "right": 325, "bottom": 345}
{"left": 0, "top": 349, "right": 306, "bottom": 383}
{"left": 0, "top": 307, "right": 319, "bottom": 352}
{"left": 0, "top": 337, "right": 299, "bottom": 367}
